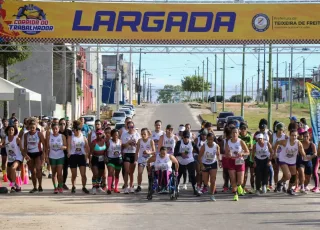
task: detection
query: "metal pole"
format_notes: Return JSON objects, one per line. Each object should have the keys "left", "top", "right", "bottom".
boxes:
{"left": 257, "top": 47, "right": 260, "bottom": 103}
{"left": 214, "top": 54, "right": 217, "bottom": 110}
{"left": 116, "top": 45, "right": 120, "bottom": 111}
{"left": 147, "top": 78, "right": 150, "bottom": 102}
{"left": 138, "top": 48, "right": 142, "bottom": 105}
{"left": 246, "top": 79, "right": 248, "bottom": 97}
{"left": 206, "top": 57, "right": 209, "bottom": 102}
{"left": 241, "top": 45, "right": 245, "bottom": 117}
{"left": 96, "top": 44, "right": 100, "bottom": 119}
{"left": 150, "top": 83, "right": 152, "bottom": 102}
{"left": 268, "top": 44, "right": 272, "bottom": 130}
{"left": 276, "top": 48, "right": 279, "bottom": 110}
{"left": 202, "top": 60, "right": 205, "bottom": 103}
{"left": 129, "top": 46, "right": 132, "bottom": 104}
{"left": 263, "top": 44, "right": 266, "bottom": 104}
{"left": 303, "top": 57, "right": 305, "bottom": 102}
{"left": 290, "top": 47, "right": 293, "bottom": 117}
{"left": 222, "top": 48, "right": 226, "bottom": 111}
{"left": 71, "top": 44, "right": 77, "bottom": 121}
{"left": 252, "top": 76, "right": 254, "bottom": 99}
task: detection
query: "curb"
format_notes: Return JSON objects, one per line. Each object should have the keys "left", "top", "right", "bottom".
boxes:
{"left": 198, "top": 114, "right": 204, "bottom": 123}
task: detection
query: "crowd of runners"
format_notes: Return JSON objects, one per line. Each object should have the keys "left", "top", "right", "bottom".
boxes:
{"left": 0, "top": 113, "right": 319, "bottom": 201}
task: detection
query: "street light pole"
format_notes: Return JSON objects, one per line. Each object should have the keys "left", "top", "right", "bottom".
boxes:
{"left": 214, "top": 54, "right": 217, "bottom": 110}
{"left": 206, "top": 57, "right": 209, "bottom": 103}
{"left": 303, "top": 57, "right": 305, "bottom": 102}
{"left": 241, "top": 44, "right": 245, "bottom": 118}
{"left": 252, "top": 75, "right": 254, "bottom": 99}
{"left": 268, "top": 44, "right": 272, "bottom": 130}
{"left": 202, "top": 60, "right": 205, "bottom": 103}
{"left": 222, "top": 48, "right": 226, "bottom": 111}
{"left": 138, "top": 48, "right": 142, "bottom": 105}
{"left": 290, "top": 47, "right": 293, "bottom": 117}
{"left": 276, "top": 48, "right": 279, "bottom": 110}
{"left": 263, "top": 43, "right": 266, "bottom": 105}
{"left": 257, "top": 47, "right": 261, "bottom": 103}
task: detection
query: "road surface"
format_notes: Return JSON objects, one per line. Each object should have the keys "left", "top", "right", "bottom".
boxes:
{"left": 0, "top": 103, "right": 319, "bottom": 230}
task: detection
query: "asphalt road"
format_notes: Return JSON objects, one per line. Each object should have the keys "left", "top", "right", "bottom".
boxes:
{"left": 1, "top": 103, "right": 319, "bottom": 230}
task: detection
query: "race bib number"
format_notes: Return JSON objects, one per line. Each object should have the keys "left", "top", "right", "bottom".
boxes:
{"left": 8, "top": 152, "right": 16, "bottom": 162}
{"left": 235, "top": 158, "right": 245, "bottom": 165}
{"left": 75, "top": 148, "right": 82, "bottom": 154}
{"left": 160, "top": 164, "right": 167, "bottom": 171}
{"left": 98, "top": 155, "right": 105, "bottom": 162}
{"left": 167, "top": 147, "right": 173, "bottom": 154}
{"left": 243, "top": 155, "right": 248, "bottom": 160}
{"left": 114, "top": 151, "right": 120, "bottom": 156}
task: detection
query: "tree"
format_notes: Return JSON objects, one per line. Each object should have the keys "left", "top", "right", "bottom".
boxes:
{"left": 181, "top": 75, "right": 211, "bottom": 99}
{"left": 156, "top": 85, "right": 181, "bottom": 103}
{"left": 208, "top": 95, "right": 224, "bottom": 102}
{"left": 0, "top": 42, "right": 30, "bottom": 118}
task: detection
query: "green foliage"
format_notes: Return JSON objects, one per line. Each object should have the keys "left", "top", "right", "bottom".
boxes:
{"left": 181, "top": 75, "right": 211, "bottom": 98}
{"left": 208, "top": 95, "right": 224, "bottom": 102}
{"left": 77, "top": 84, "right": 83, "bottom": 98}
{"left": 229, "top": 95, "right": 252, "bottom": 102}
{"left": 292, "top": 103, "right": 309, "bottom": 109}
{"left": 156, "top": 85, "right": 181, "bottom": 103}
{"left": 0, "top": 42, "right": 30, "bottom": 118}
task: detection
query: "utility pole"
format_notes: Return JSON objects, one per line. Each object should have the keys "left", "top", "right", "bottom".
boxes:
{"left": 71, "top": 44, "right": 77, "bottom": 121}
{"left": 116, "top": 45, "right": 120, "bottom": 111}
{"left": 143, "top": 72, "right": 146, "bottom": 102}
{"left": 246, "top": 79, "right": 248, "bottom": 97}
{"left": 290, "top": 47, "right": 293, "bottom": 117}
{"left": 235, "top": 85, "right": 238, "bottom": 102}
{"left": 241, "top": 44, "right": 245, "bottom": 117}
{"left": 129, "top": 46, "right": 132, "bottom": 104}
{"left": 206, "top": 57, "right": 209, "bottom": 103}
{"left": 214, "top": 54, "right": 217, "bottom": 111}
{"left": 252, "top": 75, "right": 254, "bottom": 99}
{"left": 222, "top": 48, "right": 226, "bottom": 111}
{"left": 150, "top": 83, "right": 152, "bottom": 102}
{"left": 257, "top": 46, "right": 261, "bottom": 103}
{"left": 297, "top": 73, "right": 300, "bottom": 102}
{"left": 276, "top": 48, "right": 279, "bottom": 110}
{"left": 138, "top": 48, "right": 142, "bottom": 105}
{"left": 96, "top": 44, "right": 100, "bottom": 119}
{"left": 303, "top": 57, "right": 305, "bottom": 102}
{"left": 268, "top": 44, "right": 272, "bottom": 130}
{"left": 263, "top": 43, "right": 266, "bottom": 104}
{"left": 202, "top": 60, "right": 205, "bottom": 103}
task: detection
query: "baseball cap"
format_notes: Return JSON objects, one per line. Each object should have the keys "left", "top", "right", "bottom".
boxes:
{"left": 308, "top": 127, "right": 312, "bottom": 134}
{"left": 42, "top": 116, "right": 49, "bottom": 120}
{"left": 256, "top": 133, "right": 264, "bottom": 139}
{"left": 200, "top": 129, "right": 208, "bottom": 135}
{"left": 240, "top": 122, "right": 248, "bottom": 129}
{"left": 259, "top": 123, "right": 267, "bottom": 129}
{"left": 166, "top": 124, "right": 173, "bottom": 130}
{"left": 65, "top": 117, "right": 70, "bottom": 121}
{"left": 297, "top": 127, "right": 305, "bottom": 135}
{"left": 289, "top": 116, "right": 298, "bottom": 121}
{"left": 179, "top": 126, "right": 186, "bottom": 132}
{"left": 96, "top": 129, "right": 104, "bottom": 135}
{"left": 182, "top": 131, "right": 190, "bottom": 138}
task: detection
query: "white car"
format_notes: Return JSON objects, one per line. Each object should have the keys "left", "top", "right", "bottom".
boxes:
{"left": 111, "top": 111, "right": 126, "bottom": 125}
{"left": 122, "top": 105, "right": 135, "bottom": 116}
{"left": 81, "top": 115, "right": 96, "bottom": 126}
{"left": 118, "top": 108, "right": 133, "bottom": 119}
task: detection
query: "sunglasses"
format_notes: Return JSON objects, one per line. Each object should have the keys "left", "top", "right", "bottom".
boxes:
{"left": 59, "top": 123, "right": 66, "bottom": 126}
{"left": 129, "top": 126, "right": 134, "bottom": 129}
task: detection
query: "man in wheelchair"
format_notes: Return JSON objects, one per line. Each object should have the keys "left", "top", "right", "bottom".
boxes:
{"left": 147, "top": 146, "right": 179, "bottom": 195}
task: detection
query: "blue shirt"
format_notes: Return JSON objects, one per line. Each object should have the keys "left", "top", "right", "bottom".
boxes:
{"left": 81, "top": 124, "right": 90, "bottom": 138}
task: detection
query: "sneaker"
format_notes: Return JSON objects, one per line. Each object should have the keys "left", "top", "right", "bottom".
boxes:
{"left": 305, "top": 186, "right": 310, "bottom": 191}
{"left": 262, "top": 185, "right": 267, "bottom": 194}
{"left": 29, "top": 188, "right": 38, "bottom": 193}
{"left": 15, "top": 187, "right": 21, "bottom": 192}
{"left": 97, "top": 187, "right": 104, "bottom": 193}
{"left": 282, "top": 183, "right": 287, "bottom": 193}
{"left": 287, "top": 188, "right": 296, "bottom": 196}
{"left": 113, "top": 189, "right": 120, "bottom": 193}
{"left": 276, "top": 182, "right": 282, "bottom": 192}
{"left": 222, "top": 187, "right": 228, "bottom": 193}
{"left": 101, "top": 185, "right": 107, "bottom": 192}
{"left": 82, "top": 187, "right": 90, "bottom": 194}
{"left": 48, "top": 174, "right": 52, "bottom": 179}
{"left": 210, "top": 195, "right": 216, "bottom": 201}
{"left": 107, "top": 190, "right": 112, "bottom": 195}
{"left": 38, "top": 186, "right": 43, "bottom": 192}
{"left": 183, "top": 184, "right": 187, "bottom": 190}
{"left": 71, "top": 186, "right": 76, "bottom": 193}
{"left": 311, "top": 187, "right": 319, "bottom": 193}
{"left": 10, "top": 187, "right": 16, "bottom": 193}
{"left": 63, "top": 184, "right": 69, "bottom": 190}
{"left": 193, "top": 190, "right": 201, "bottom": 197}
{"left": 54, "top": 188, "right": 59, "bottom": 194}
{"left": 294, "top": 187, "right": 299, "bottom": 193}
{"left": 122, "top": 184, "right": 125, "bottom": 189}
{"left": 135, "top": 186, "right": 142, "bottom": 193}
{"left": 233, "top": 194, "right": 239, "bottom": 201}
{"left": 300, "top": 188, "right": 307, "bottom": 194}
{"left": 92, "top": 187, "right": 97, "bottom": 195}
{"left": 123, "top": 188, "right": 129, "bottom": 194}
{"left": 237, "top": 185, "right": 244, "bottom": 196}
{"left": 129, "top": 187, "right": 135, "bottom": 193}
{"left": 201, "top": 187, "right": 208, "bottom": 194}
{"left": 255, "top": 190, "right": 260, "bottom": 196}
{"left": 3, "top": 174, "right": 8, "bottom": 182}
{"left": 268, "top": 185, "right": 273, "bottom": 191}
{"left": 42, "top": 172, "right": 46, "bottom": 177}
{"left": 58, "top": 188, "right": 63, "bottom": 193}
{"left": 249, "top": 189, "right": 256, "bottom": 194}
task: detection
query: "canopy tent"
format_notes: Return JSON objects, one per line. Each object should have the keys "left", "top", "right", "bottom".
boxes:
{"left": 0, "top": 77, "right": 42, "bottom": 101}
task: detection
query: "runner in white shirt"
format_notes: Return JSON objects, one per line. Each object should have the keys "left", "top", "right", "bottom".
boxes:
{"left": 121, "top": 121, "right": 140, "bottom": 194}
{"left": 151, "top": 120, "right": 164, "bottom": 153}
{"left": 158, "top": 124, "right": 179, "bottom": 154}
{"left": 135, "top": 128, "right": 155, "bottom": 192}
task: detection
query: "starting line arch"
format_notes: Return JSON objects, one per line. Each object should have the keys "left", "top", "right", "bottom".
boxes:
{"left": 1, "top": 1, "right": 320, "bottom": 45}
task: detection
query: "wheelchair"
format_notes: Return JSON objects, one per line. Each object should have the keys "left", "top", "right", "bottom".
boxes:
{"left": 147, "top": 166, "right": 178, "bottom": 200}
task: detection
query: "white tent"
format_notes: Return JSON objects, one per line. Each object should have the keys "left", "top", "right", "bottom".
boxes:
{"left": 0, "top": 77, "right": 41, "bottom": 101}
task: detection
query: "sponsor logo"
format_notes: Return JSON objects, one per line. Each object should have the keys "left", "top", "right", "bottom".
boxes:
{"left": 9, "top": 4, "right": 54, "bottom": 35}
{"left": 252, "top": 14, "right": 270, "bottom": 32}
{"left": 311, "top": 89, "right": 320, "bottom": 99}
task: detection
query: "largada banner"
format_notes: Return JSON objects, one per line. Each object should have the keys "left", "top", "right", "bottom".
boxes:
{"left": 306, "top": 83, "right": 320, "bottom": 146}
{"left": 1, "top": 1, "right": 320, "bottom": 44}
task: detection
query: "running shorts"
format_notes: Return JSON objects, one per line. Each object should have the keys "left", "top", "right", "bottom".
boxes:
{"left": 49, "top": 157, "right": 65, "bottom": 166}
{"left": 202, "top": 162, "right": 218, "bottom": 172}
{"left": 123, "top": 153, "right": 135, "bottom": 164}
{"left": 91, "top": 155, "right": 106, "bottom": 170}
{"left": 228, "top": 158, "right": 245, "bottom": 172}
{"left": 7, "top": 160, "right": 22, "bottom": 168}
{"left": 69, "top": 154, "right": 86, "bottom": 168}
{"left": 27, "top": 152, "right": 42, "bottom": 159}
{"left": 0, "top": 148, "right": 7, "bottom": 156}
{"left": 107, "top": 157, "right": 122, "bottom": 170}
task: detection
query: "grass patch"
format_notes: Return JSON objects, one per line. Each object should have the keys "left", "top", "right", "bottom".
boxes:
{"left": 292, "top": 102, "right": 309, "bottom": 109}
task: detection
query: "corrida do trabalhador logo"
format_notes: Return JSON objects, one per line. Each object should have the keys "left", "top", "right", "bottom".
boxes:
{"left": 9, "top": 4, "right": 54, "bottom": 35}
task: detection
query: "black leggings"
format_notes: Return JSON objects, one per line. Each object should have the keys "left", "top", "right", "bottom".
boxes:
{"left": 63, "top": 153, "right": 69, "bottom": 184}
{"left": 255, "top": 158, "right": 269, "bottom": 191}
{"left": 178, "top": 162, "right": 196, "bottom": 188}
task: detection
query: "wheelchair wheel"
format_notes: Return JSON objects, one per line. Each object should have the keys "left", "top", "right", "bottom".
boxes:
{"left": 169, "top": 170, "right": 178, "bottom": 200}
{"left": 147, "top": 169, "right": 155, "bottom": 200}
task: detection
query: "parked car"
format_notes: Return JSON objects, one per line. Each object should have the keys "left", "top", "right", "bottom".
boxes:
{"left": 81, "top": 115, "right": 96, "bottom": 126}
{"left": 124, "top": 104, "right": 135, "bottom": 114}
{"left": 115, "top": 122, "right": 126, "bottom": 130}
{"left": 216, "top": 112, "right": 234, "bottom": 131}
{"left": 111, "top": 111, "right": 126, "bottom": 125}
{"left": 225, "top": 116, "right": 245, "bottom": 128}
{"left": 118, "top": 108, "right": 133, "bottom": 119}
{"left": 122, "top": 105, "right": 135, "bottom": 116}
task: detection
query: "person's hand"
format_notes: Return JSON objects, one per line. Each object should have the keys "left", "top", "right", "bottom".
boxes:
{"left": 174, "top": 171, "right": 179, "bottom": 176}
{"left": 218, "top": 161, "right": 222, "bottom": 168}
{"left": 25, "top": 154, "right": 31, "bottom": 162}
{"left": 67, "top": 153, "right": 71, "bottom": 158}
{"left": 267, "top": 160, "right": 271, "bottom": 166}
